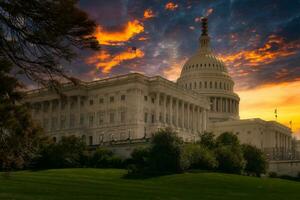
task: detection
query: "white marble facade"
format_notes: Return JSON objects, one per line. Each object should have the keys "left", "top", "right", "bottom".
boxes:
{"left": 26, "top": 74, "right": 210, "bottom": 144}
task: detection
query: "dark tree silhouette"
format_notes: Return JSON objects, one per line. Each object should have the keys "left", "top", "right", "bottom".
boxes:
{"left": 0, "top": 0, "right": 99, "bottom": 87}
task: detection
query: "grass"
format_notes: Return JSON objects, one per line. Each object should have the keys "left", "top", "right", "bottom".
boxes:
{"left": 1, "top": 169, "right": 300, "bottom": 200}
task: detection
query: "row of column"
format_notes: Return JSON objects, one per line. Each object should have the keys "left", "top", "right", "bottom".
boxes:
{"left": 210, "top": 97, "right": 239, "bottom": 114}
{"left": 276, "top": 132, "right": 291, "bottom": 152}
{"left": 154, "top": 92, "right": 207, "bottom": 132}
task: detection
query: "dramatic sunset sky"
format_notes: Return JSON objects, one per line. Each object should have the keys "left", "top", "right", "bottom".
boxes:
{"left": 69, "top": 0, "right": 300, "bottom": 138}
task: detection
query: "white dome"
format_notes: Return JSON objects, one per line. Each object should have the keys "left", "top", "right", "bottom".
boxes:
{"left": 177, "top": 17, "right": 240, "bottom": 122}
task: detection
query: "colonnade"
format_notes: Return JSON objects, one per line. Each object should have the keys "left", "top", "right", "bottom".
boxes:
{"left": 210, "top": 97, "right": 239, "bottom": 114}
{"left": 154, "top": 92, "right": 207, "bottom": 132}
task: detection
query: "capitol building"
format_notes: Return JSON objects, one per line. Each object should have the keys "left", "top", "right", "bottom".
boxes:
{"left": 26, "top": 18, "right": 294, "bottom": 161}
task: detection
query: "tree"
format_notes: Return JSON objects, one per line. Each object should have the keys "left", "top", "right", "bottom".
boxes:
{"left": 215, "top": 132, "right": 245, "bottom": 174}
{"left": 242, "top": 144, "right": 267, "bottom": 177}
{"left": 0, "top": 0, "right": 99, "bottom": 87}
{"left": 148, "top": 128, "right": 183, "bottom": 174}
{"left": 34, "top": 135, "right": 86, "bottom": 169}
{"left": 198, "top": 132, "right": 216, "bottom": 149}
{"left": 0, "top": 60, "right": 44, "bottom": 171}
{"left": 181, "top": 144, "right": 218, "bottom": 170}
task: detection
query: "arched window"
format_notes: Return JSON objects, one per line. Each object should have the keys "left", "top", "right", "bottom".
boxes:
{"left": 205, "top": 82, "right": 207, "bottom": 88}
{"left": 219, "top": 82, "right": 222, "bottom": 89}
{"left": 215, "top": 82, "right": 217, "bottom": 89}
{"left": 199, "top": 82, "right": 202, "bottom": 88}
{"left": 194, "top": 82, "right": 197, "bottom": 89}
{"left": 189, "top": 83, "right": 192, "bottom": 89}
{"left": 210, "top": 82, "right": 212, "bottom": 88}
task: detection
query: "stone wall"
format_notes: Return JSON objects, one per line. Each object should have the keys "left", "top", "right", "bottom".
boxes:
{"left": 268, "top": 160, "right": 300, "bottom": 177}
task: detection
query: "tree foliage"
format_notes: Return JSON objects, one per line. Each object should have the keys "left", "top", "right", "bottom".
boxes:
{"left": 242, "top": 144, "right": 267, "bottom": 177}
{"left": 0, "top": 60, "right": 43, "bottom": 171}
{"left": 0, "top": 0, "right": 99, "bottom": 87}
{"left": 215, "top": 132, "right": 245, "bottom": 174}
{"left": 34, "top": 135, "right": 86, "bottom": 169}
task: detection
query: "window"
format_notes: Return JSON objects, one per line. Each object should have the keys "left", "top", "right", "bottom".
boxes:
{"left": 199, "top": 82, "right": 202, "bottom": 88}
{"left": 144, "top": 96, "right": 148, "bottom": 101}
{"left": 144, "top": 112, "right": 148, "bottom": 123}
{"left": 110, "top": 112, "right": 115, "bottom": 123}
{"left": 110, "top": 96, "right": 114, "bottom": 103}
{"left": 80, "top": 114, "right": 84, "bottom": 125}
{"left": 194, "top": 82, "right": 196, "bottom": 88}
{"left": 89, "top": 99, "right": 94, "bottom": 105}
{"left": 60, "top": 115, "right": 66, "bottom": 129}
{"left": 99, "top": 98, "right": 104, "bottom": 104}
{"left": 53, "top": 137, "right": 57, "bottom": 143}
{"left": 89, "top": 114, "right": 94, "bottom": 127}
{"left": 81, "top": 135, "right": 86, "bottom": 144}
{"left": 151, "top": 114, "right": 155, "bottom": 123}
{"left": 89, "top": 136, "right": 93, "bottom": 145}
{"left": 121, "top": 95, "right": 126, "bottom": 101}
{"left": 215, "top": 82, "right": 217, "bottom": 89}
{"left": 151, "top": 98, "right": 155, "bottom": 104}
{"left": 98, "top": 112, "right": 104, "bottom": 125}
{"left": 121, "top": 111, "right": 126, "bottom": 123}
{"left": 80, "top": 100, "right": 85, "bottom": 107}
{"left": 43, "top": 118, "right": 49, "bottom": 130}
{"left": 210, "top": 82, "right": 212, "bottom": 88}
{"left": 69, "top": 114, "right": 75, "bottom": 128}
{"left": 204, "top": 82, "right": 207, "bottom": 88}
{"left": 51, "top": 117, "right": 57, "bottom": 131}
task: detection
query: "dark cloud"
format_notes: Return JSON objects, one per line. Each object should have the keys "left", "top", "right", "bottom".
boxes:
{"left": 74, "top": 0, "right": 300, "bottom": 89}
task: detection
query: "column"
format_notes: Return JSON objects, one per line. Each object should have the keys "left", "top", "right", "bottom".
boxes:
{"left": 187, "top": 103, "right": 190, "bottom": 130}
{"left": 181, "top": 101, "right": 184, "bottom": 128}
{"left": 203, "top": 109, "right": 207, "bottom": 131}
{"left": 214, "top": 97, "right": 217, "bottom": 112}
{"left": 190, "top": 104, "right": 194, "bottom": 131}
{"left": 176, "top": 99, "right": 179, "bottom": 127}
{"left": 155, "top": 93, "right": 160, "bottom": 124}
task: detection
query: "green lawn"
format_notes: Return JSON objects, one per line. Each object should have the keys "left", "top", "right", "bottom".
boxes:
{"left": 0, "top": 169, "right": 300, "bottom": 200}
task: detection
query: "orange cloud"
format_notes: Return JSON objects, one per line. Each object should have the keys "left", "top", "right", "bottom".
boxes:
{"left": 86, "top": 48, "right": 145, "bottom": 73}
{"left": 205, "top": 8, "right": 213, "bottom": 17}
{"left": 165, "top": 2, "right": 178, "bottom": 11}
{"left": 238, "top": 80, "right": 300, "bottom": 138}
{"left": 144, "top": 9, "right": 155, "bottom": 19}
{"left": 163, "top": 58, "right": 187, "bottom": 81}
{"left": 94, "top": 20, "right": 144, "bottom": 46}
{"left": 220, "top": 35, "right": 300, "bottom": 67}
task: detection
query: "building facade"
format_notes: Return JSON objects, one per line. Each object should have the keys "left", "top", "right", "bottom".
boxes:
{"left": 25, "top": 17, "right": 294, "bottom": 160}
{"left": 26, "top": 74, "right": 210, "bottom": 145}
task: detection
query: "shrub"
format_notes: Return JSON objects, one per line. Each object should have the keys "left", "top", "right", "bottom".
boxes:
{"left": 128, "top": 147, "right": 150, "bottom": 173}
{"left": 216, "top": 132, "right": 240, "bottom": 147}
{"left": 215, "top": 145, "right": 245, "bottom": 174}
{"left": 242, "top": 144, "right": 267, "bottom": 177}
{"left": 269, "top": 172, "right": 277, "bottom": 178}
{"left": 181, "top": 144, "right": 218, "bottom": 170}
{"left": 33, "top": 136, "right": 86, "bottom": 169}
{"left": 89, "top": 148, "right": 123, "bottom": 168}
{"left": 199, "top": 132, "right": 216, "bottom": 150}
{"left": 148, "top": 128, "right": 183, "bottom": 174}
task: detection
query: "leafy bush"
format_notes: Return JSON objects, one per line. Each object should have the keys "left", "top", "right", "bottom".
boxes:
{"left": 242, "top": 144, "right": 267, "bottom": 177}
{"left": 148, "top": 128, "right": 183, "bottom": 174}
{"left": 198, "top": 132, "right": 216, "bottom": 150}
{"left": 127, "top": 147, "right": 150, "bottom": 174}
{"left": 214, "top": 133, "right": 245, "bottom": 174}
{"left": 215, "top": 145, "right": 245, "bottom": 174}
{"left": 33, "top": 136, "right": 87, "bottom": 169}
{"left": 268, "top": 172, "right": 277, "bottom": 178}
{"left": 181, "top": 144, "right": 218, "bottom": 170}
{"left": 216, "top": 132, "right": 240, "bottom": 147}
